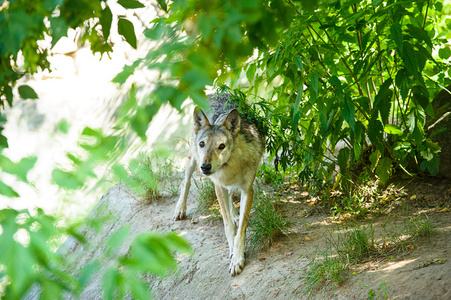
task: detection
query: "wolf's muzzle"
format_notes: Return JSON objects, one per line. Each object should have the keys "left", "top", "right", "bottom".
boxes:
{"left": 200, "top": 163, "right": 212, "bottom": 175}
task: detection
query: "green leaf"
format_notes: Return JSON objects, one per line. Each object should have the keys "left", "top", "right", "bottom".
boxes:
{"left": 390, "top": 22, "right": 403, "bottom": 52}
{"left": 144, "top": 22, "right": 168, "bottom": 40}
{"left": 79, "top": 261, "right": 100, "bottom": 287}
{"left": 18, "top": 85, "right": 38, "bottom": 99}
{"left": 412, "top": 85, "right": 429, "bottom": 110}
{"left": 0, "top": 181, "right": 19, "bottom": 197}
{"left": 310, "top": 71, "right": 319, "bottom": 95}
{"left": 299, "top": 0, "right": 319, "bottom": 12}
{"left": 373, "top": 79, "right": 393, "bottom": 125}
{"left": 411, "top": 119, "right": 425, "bottom": 145}
{"left": 368, "top": 118, "right": 384, "bottom": 152}
{"left": 406, "top": 110, "right": 415, "bottom": 132}
{"left": 125, "top": 233, "right": 178, "bottom": 275}
{"left": 0, "top": 155, "right": 37, "bottom": 182}
{"left": 131, "top": 107, "right": 150, "bottom": 140}
{"left": 56, "top": 119, "right": 70, "bottom": 134}
{"left": 39, "top": 277, "right": 65, "bottom": 300}
{"left": 181, "top": 69, "right": 213, "bottom": 91}
{"left": 0, "top": 10, "right": 37, "bottom": 54}
{"left": 340, "top": 97, "right": 355, "bottom": 131}
{"left": 106, "top": 226, "right": 130, "bottom": 256}
{"left": 102, "top": 267, "right": 120, "bottom": 299}
{"left": 406, "top": 24, "right": 432, "bottom": 49}
{"left": 401, "top": 42, "right": 419, "bottom": 78}
{"left": 100, "top": 6, "right": 113, "bottom": 40}
{"left": 0, "top": 241, "right": 36, "bottom": 298}
{"left": 356, "top": 97, "right": 370, "bottom": 113}
{"left": 438, "top": 47, "right": 451, "bottom": 59}
{"left": 51, "top": 169, "right": 84, "bottom": 189}
{"left": 50, "top": 17, "right": 68, "bottom": 47}
{"left": 353, "top": 121, "right": 365, "bottom": 160}
{"left": 111, "top": 164, "right": 129, "bottom": 183}
{"left": 393, "top": 141, "right": 412, "bottom": 160}
{"left": 81, "top": 127, "right": 102, "bottom": 138}
{"left": 0, "top": 131, "right": 8, "bottom": 148}
{"left": 425, "top": 156, "right": 439, "bottom": 176}
{"left": 153, "top": 85, "right": 183, "bottom": 109}
{"left": 294, "top": 55, "right": 303, "bottom": 72}
{"left": 118, "top": 18, "right": 137, "bottom": 49}
{"left": 293, "top": 83, "right": 303, "bottom": 117}
{"left": 213, "top": 28, "right": 224, "bottom": 48}
{"left": 117, "top": 0, "right": 145, "bottom": 9}
{"left": 164, "top": 233, "right": 192, "bottom": 254}
{"left": 246, "top": 64, "right": 257, "bottom": 83}
{"left": 227, "top": 25, "right": 242, "bottom": 43}
{"left": 376, "top": 157, "right": 392, "bottom": 184}
{"left": 395, "top": 68, "right": 411, "bottom": 100}
{"left": 5, "top": 85, "right": 13, "bottom": 106}
{"left": 337, "top": 147, "right": 350, "bottom": 173}
{"left": 15, "top": 156, "right": 37, "bottom": 182}
{"left": 113, "top": 64, "right": 136, "bottom": 85}
{"left": 384, "top": 124, "right": 403, "bottom": 135}
{"left": 129, "top": 277, "right": 150, "bottom": 300}
{"left": 157, "top": 0, "right": 168, "bottom": 12}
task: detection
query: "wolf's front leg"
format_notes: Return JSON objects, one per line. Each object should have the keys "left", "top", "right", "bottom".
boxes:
{"left": 229, "top": 185, "right": 254, "bottom": 276}
{"left": 215, "top": 185, "right": 237, "bottom": 257}
{"left": 174, "top": 156, "right": 196, "bottom": 220}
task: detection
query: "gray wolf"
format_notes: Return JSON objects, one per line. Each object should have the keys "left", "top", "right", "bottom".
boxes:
{"left": 174, "top": 92, "right": 265, "bottom": 276}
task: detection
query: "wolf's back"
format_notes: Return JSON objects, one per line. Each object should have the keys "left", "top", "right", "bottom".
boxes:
{"left": 207, "top": 93, "right": 238, "bottom": 124}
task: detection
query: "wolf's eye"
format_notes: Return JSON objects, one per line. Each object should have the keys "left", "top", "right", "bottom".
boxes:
{"left": 218, "top": 143, "right": 225, "bottom": 150}
{"left": 199, "top": 141, "right": 205, "bottom": 147}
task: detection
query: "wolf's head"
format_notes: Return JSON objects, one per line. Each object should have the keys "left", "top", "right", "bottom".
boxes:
{"left": 193, "top": 107, "right": 241, "bottom": 175}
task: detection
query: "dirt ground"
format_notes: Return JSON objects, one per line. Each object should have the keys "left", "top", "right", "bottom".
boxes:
{"left": 25, "top": 174, "right": 449, "bottom": 300}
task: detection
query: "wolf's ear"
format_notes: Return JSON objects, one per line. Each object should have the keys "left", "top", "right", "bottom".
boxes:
{"left": 193, "top": 106, "right": 210, "bottom": 133}
{"left": 223, "top": 109, "right": 241, "bottom": 136}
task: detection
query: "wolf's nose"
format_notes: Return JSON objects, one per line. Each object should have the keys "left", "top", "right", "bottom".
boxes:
{"left": 200, "top": 163, "right": 212, "bottom": 173}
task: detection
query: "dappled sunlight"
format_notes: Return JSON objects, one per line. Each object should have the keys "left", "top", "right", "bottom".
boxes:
{"left": 379, "top": 258, "right": 418, "bottom": 272}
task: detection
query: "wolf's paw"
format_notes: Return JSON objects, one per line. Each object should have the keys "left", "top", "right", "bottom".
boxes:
{"left": 229, "top": 253, "right": 245, "bottom": 276}
{"left": 173, "top": 207, "right": 186, "bottom": 221}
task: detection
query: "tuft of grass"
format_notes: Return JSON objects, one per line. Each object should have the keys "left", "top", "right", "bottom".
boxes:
{"left": 248, "top": 189, "right": 291, "bottom": 254}
{"left": 194, "top": 177, "right": 221, "bottom": 220}
{"left": 337, "top": 226, "right": 375, "bottom": 263}
{"left": 366, "top": 281, "right": 393, "bottom": 300}
{"left": 302, "top": 224, "right": 376, "bottom": 295}
{"left": 124, "top": 150, "right": 179, "bottom": 203}
{"left": 404, "top": 214, "right": 432, "bottom": 239}
{"left": 302, "top": 226, "right": 366, "bottom": 294}
{"left": 380, "top": 213, "right": 432, "bottom": 253}
{"left": 301, "top": 215, "right": 433, "bottom": 296}
{"left": 302, "top": 248, "right": 348, "bottom": 295}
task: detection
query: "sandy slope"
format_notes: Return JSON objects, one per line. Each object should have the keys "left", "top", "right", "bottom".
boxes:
{"left": 24, "top": 177, "right": 450, "bottom": 300}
